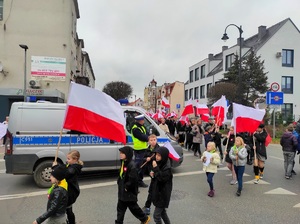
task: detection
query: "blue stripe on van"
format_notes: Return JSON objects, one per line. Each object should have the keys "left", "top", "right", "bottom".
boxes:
{"left": 13, "top": 135, "right": 111, "bottom": 145}
{"left": 12, "top": 135, "right": 170, "bottom": 145}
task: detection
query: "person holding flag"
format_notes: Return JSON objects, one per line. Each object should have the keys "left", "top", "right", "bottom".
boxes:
{"left": 253, "top": 124, "right": 268, "bottom": 184}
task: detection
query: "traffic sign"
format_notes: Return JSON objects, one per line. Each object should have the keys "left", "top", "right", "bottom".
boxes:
{"left": 176, "top": 104, "right": 181, "bottom": 109}
{"left": 270, "top": 82, "right": 280, "bottom": 92}
{"left": 266, "top": 91, "right": 284, "bottom": 105}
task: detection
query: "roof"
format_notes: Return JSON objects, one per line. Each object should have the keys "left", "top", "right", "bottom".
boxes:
{"left": 205, "top": 18, "right": 297, "bottom": 77}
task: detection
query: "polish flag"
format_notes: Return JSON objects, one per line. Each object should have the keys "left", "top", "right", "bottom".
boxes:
{"left": 63, "top": 82, "right": 126, "bottom": 144}
{"left": 181, "top": 99, "right": 194, "bottom": 116}
{"left": 161, "top": 97, "right": 170, "bottom": 108}
{"left": 232, "top": 103, "right": 266, "bottom": 133}
{"left": 196, "top": 103, "right": 209, "bottom": 116}
{"left": 163, "top": 141, "right": 180, "bottom": 161}
{"left": 200, "top": 113, "right": 210, "bottom": 122}
{"left": 152, "top": 112, "right": 164, "bottom": 120}
{"left": 179, "top": 115, "right": 189, "bottom": 125}
{"left": 211, "top": 95, "right": 227, "bottom": 126}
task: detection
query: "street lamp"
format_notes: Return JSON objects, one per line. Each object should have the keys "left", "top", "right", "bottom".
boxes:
{"left": 19, "top": 44, "right": 29, "bottom": 102}
{"left": 221, "top": 24, "right": 243, "bottom": 103}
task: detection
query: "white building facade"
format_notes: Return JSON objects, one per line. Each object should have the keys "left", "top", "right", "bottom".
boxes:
{"left": 185, "top": 18, "right": 300, "bottom": 121}
{"left": 0, "top": 0, "right": 95, "bottom": 120}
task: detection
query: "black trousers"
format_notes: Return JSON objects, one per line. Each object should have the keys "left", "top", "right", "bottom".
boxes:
{"left": 153, "top": 207, "right": 171, "bottom": 224}
{"left": 115, "top": 200, "right": 147, "bottom": 224}
{"left": 145, "top": 180, "right": 154, "bottom": 208}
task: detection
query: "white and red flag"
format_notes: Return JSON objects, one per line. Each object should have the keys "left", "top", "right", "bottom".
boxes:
{"left": 179, "top": 115, "right": 189, "bottom": 125}
{"left": 211, "top": 95, "right": 227, "bottom": 126}
{"left": 163, "top": 141, "right": 180, "bottom": 161}
{"left": 63, "top": 82, "right": 126, "bottom": 144}
{"left": 200, "top": 114, "right": 210, "bottom": 122}
{"left": 152, "top": 112, "right": 164, "bottom": 120}
{"left": 181, "top": 99, "right": 194, "bottom": 116}
{"left": 196, "top": 103, "right": 209, "bottom": 116}
{"left": 232, "top": 103, "right": 266, "bottom": 133}
{"left": 161, "top": 96, "right": 170, "bottom": 108}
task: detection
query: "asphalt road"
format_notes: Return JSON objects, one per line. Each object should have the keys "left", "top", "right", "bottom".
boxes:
{"left": 0, "top": 144, "right": 300, "bottom": 223}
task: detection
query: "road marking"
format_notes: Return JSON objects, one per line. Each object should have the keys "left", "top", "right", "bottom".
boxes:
{"left": 264, "top": 188, "right": 297, "bottom": 195}
{"left": 293, "top": 203, "right": 300, "bottom": 208}
{"left": 0, "top": 170, "right": 208, "bottom": 201}
{"left": 0, "top": 170, "right": 5, "bottom": 174}
{"left": 226, "top": 173, "right": 250, "bottom": 177}
{"left": 269, "top": 156, "right": 283, "bottom": 161}
{"left": 0, "top": 159, "right": 4, "bottom": 162}
{"left": 244, "top": 179, "right": 270, "bottom": 184}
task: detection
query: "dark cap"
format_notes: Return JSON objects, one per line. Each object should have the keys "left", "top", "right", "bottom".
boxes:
{"left": 51, "top": 165, "right": 67, "bottom": 181}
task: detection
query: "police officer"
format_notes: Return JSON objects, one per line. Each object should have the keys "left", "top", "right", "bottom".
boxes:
{"left": 131, "top": 114, "right": 149, "bottom": 188}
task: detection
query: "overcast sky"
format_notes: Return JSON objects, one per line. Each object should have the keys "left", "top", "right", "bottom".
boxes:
{"left": 77, "top": 0, "right": 300, "bottom": 100}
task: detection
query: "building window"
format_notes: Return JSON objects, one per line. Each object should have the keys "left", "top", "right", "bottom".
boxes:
{"left": 206, "top": 83, "right": 212, "bottom": 96}
{"left": 200, "top": 85, "right": 205, "bottom": 98}
{"left": 225, "top": 54, "right": 234, "bottom": 71}
{"left": 281, "top": 76, "right": 293, "bottom": 94}
{"left": 200, "top": 65, "right": 205, "bottom": 78}
{"left": 282, "top": 49, "right": 294, "bottom": 67}
{"left": 194, "top": 87, "right": 199, "bottom": 99}
{"left": 189, "top": 70, "right": 194, "bottom": 83}
{"left": 185, "top": 90, "right": 188, "bottom": 101}
{"left": 281, "top": 103, "right": 293, "bottom": 121}
{"left": 195, "top": 68, "right": 199, "bottom": 81}
{"left": 189, "top": 88, "right": 193, "bottom": 99}
{"left": 0, "top": 0, "right": 3, "bottom": 20}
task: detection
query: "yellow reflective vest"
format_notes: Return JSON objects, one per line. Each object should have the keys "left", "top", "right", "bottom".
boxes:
{"left": 131, "top": 124, "right": 147, "bottom": 150}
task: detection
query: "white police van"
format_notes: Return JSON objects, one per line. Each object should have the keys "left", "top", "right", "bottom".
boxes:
{"left": 4, "top": 102, "right": 183, "bottom": 187}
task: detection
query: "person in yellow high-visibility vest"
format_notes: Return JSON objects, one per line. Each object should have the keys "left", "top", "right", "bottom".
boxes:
{"left": 131, "top": 114, "right": 149, "bottom": 188}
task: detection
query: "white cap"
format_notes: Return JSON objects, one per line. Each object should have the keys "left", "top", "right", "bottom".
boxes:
{"left": 135, "top": 114, "right": 145, "bottom": 120}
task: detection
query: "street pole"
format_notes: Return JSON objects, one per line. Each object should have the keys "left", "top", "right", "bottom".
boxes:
{"left": 222, "top": 24, "right": 243, "bottom": 103}
{"left": 273, "top": 108, "right": 276, "bottom": 138}
{"left": 19, "top": 44, "right": 29, "bottom": 102}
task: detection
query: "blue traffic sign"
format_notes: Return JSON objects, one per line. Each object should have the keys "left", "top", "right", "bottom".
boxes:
{"left": 266, "top": 91, "right": 284, "bottom": 105}
{"left": 176, "top": 104, "right": 181, "bottom": 109}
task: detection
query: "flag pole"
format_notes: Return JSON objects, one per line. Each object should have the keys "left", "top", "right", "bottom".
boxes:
{"left": 54, "top": 129, "right": 63, "bottom": 163}
{"left": 140, "top": 154, "right": 155, "bottom": 168}
{"left": 253, "top": 135, "right": 257, "bottom": 166}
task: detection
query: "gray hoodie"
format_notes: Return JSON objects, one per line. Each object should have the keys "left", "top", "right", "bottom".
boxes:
{"left": 229, "top": 146, "right": 248, "bottom": 166}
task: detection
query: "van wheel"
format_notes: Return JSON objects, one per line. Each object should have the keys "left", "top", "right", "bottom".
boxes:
{"left": 34, "top": 160, "right": 53, "bottom": 188}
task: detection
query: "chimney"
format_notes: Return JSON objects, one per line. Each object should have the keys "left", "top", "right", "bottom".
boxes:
{"left": 222, "top": 46, "right": 228, "bottom": 51}
{"left": 208, "top": 54, "right": 214, "bottom": 60}
{"left": 258, "top": 25, "right": 267, "bottom": 39}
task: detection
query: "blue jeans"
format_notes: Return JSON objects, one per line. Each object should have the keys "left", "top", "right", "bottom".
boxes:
{"left": 283, "top": 151, "right": 295, "bottom": 177}
{"left": 234, "top": 165, "right": 245, "bottom": 191}
{"left": 206, "top": 172, "right": 214, "bottom": 190}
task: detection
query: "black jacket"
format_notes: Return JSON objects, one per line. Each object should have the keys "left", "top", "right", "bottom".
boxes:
{"left": 254, "top": 130, "right": 268, "bottom": 158}
{"left": 36, "top": 186, "right": 68, "bottom": 224}
{"left": 66, "top": 163, "right": 83, "bottom": 206}
{"left": 117, "top": 147, "right": 139, "bottom": 202}
{"left": 152, "top": 147, "right": 173, "bottom": 208}
{"left": 280, "top": 132, "right": 298, "bottom": 152}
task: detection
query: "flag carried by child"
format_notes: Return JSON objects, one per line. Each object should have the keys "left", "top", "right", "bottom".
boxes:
{"left": 163, "top": 141, "right": 180, "bottom": 161}
{"left": 232, "top": 103, "right": 266, "bottom": 134}
{"left": 63, "top": 82, "right": 126, "bottom": 144}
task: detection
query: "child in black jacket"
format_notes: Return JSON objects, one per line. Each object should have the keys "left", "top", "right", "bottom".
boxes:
{"left": 65, "top": 150, "right": 83, "bottom": 224}
{"left": 151, "top": 147, "right": 173, "bottom": 224}
{"left": 142, "top": 134, "right": 160, "bottom": 215}
{"left": 115, "top": 146, "right": 150, "bottom": 224}
{"left": 33, "top": 165, "right": 68, "bottom": 224}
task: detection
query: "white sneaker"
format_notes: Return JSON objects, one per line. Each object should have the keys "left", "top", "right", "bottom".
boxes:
{"left": 253, "top": 179, "right": 259, "bottom": 184}
{"left": 230, "top": 179, "right": 237, "bottom": 185}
